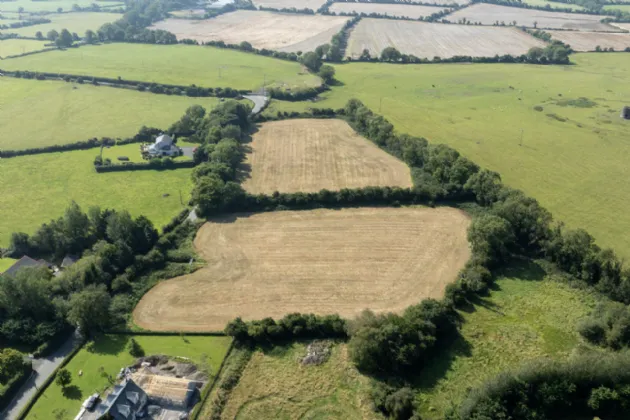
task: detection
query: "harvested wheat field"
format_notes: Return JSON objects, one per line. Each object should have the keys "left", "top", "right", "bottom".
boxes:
{"left": 150, "top": 11, "right": 349, "bottom": 52}
{"left": 547, "top": 30, "right": 630, "bottom": 51}
{"left": 611, "top": 23, "right": 630, "bottom": 31}
{"left": 252, "top": 0, "right": 328, "bottom": 11}
{"left": 329, "top": 2, "right": 451, "bottom": 19}
{"left": 242, "top": 119, "right": 412, "bottom": 194}
{"left": 445, "top": 4, "right": 617, "bottom": 31}
{"left": 346, "top": 18, "right": 545, "bottom": 59}
{"left": 133, "top": 207, "right": 471, "bottom": 332}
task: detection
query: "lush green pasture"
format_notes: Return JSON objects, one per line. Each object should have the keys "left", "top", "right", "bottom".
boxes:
{"left": 0, "top": 147, "right": 194, "bottom": 247}
{"left": 219, "top": 342, "right": 381, "bottom": 420}
{"left": 0, "top": 77, "right": 221, "bottom": 149}
{"left": 0, "top": 1, "right": 123, "bottom": 12}
{"left": 0, "top": 257, "right": 17, "bottom": 273}
{"left": 416, "top": 262, "right": 601, "bottom": 418}
{"left": 519, "top": 0, "right": 586, "bottom": 10}
{"left": 27, "top": 334, "right": 232, "bottom": 420}
{"left": 0, "top": 43, "right": 322, "bottom": 90}
{"left": 603, "top": 3, "right": 630, "bottom": 11}
{"left": 8, "top": 12, "right": 120, "bottom": 37}
{"left": 0, "top": 38, "right": 48, "bottom": 57}
{"left": 273, "top": 54, "right": 630, "bottom": 259}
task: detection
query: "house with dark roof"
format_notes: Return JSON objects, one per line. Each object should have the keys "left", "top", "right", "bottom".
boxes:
{"left": 61, "top": 255, "right": 79, "bottom": 269}
{"left": 95, "top": 379, "right": 148, "bottom": 420}
{"left": 1, "top": 256, "right": 51, "bottom": 277}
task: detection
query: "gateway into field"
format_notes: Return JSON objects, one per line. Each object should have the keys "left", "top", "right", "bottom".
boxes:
{"left": 242, "top": 119, "right": 413, "bottom": 194}
{"left": 133, "top": 207, "right": 471, "bottom": 331}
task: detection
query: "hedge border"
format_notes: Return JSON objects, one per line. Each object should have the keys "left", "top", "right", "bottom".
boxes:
{"left": 94, "top": 160, "right": 196, "bottom": 172}
{"left": 0, "top": 363, "right": 33, "bottom": 413}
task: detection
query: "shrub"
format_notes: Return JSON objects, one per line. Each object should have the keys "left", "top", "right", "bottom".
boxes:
{"left": 128, "top": 338, "right": 145, "bottom": 357}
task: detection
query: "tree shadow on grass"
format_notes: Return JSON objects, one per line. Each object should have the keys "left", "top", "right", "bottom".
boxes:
{"left": 88, "top": 334, "right": 129, "bottom": 356}
{"left": 62, "top": 385, "right": 82, "bottom": 400}
{"left": 497, "top": 258, "right": 546, "bottom": 282}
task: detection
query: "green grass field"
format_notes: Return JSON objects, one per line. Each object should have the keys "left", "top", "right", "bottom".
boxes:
{"left": 219, "top": 342, "right": 381, "bottom": 420}
{"left": 0, "top": 1, "right": 123, "bottom": 12}
{"left": 519, "top": 0, "right": 586, "bottom": 10}
{"left": 271, "top": 53, "right": 630, "bottom": 259}
{"left": 0, "top": 39, "right": 49, "bottom": 58}
{"left": 0, "top": 77, "right": 222, "bottom": 149}
{"left": 0, "top": 257, "right": 17, "bottom": 273}
{"left": 8, "top": 12, "right": 120, "bottom": 37}
{"left": 603, "top": 3, "right": 630, "bottom": 11}
{"left": 416, "top": 261, "right": 602, "bottom": 418}
{"left": 0, "top": 146, "right": 194, "bottom": 247}
{"left": 26, "top": 334, "right": 232, "bottom": 420}
{"left": 0, "top": 43, "right": 322, "bottom": 91}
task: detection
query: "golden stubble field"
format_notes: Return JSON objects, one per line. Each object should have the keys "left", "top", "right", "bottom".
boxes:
{"left": 346, "top": 18, "right": 546, "bottom": 59}
{"left": 133, "top": 207, "right": 471, "bottom": 331}
{"left": 547, "top": 30, "right": 630, "bottom": 51}
{"left": 151, "top": 10, "right": 349, "bottom": 52}
{"left": 241, "top": 119, "right": 412, "bottom": 194}
{"left": 329, "top": 2, "right": 451, "bottom": 19}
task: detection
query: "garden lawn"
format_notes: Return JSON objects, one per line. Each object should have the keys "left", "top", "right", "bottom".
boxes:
{"left": 0, "top": 39, "right": 49, "bottom": 58}
{"left": 0, "top": 77, "right": 221, "bottom": 150}
{"left": 415, "top": 261, "right": 602, "bottom": 418}
{"left": 269, "top": 53, "right": 630, "bottom": 260}
{"left": 0, "top": 147, "right": 194, "bottom": 247}
{"left": 0, "top": 43, "right": 321, "bottom": 91}
{"left": 0, "top": 258, "right": 17, "bottom": 273}
{"left": 101, "top": 143, "right": 193, "bottom": 163}
{"left": 8, "top": 13, "right": 120, "bottom": 37}
{"left": 26, "top": 334, "right": 232, "bottom": 420}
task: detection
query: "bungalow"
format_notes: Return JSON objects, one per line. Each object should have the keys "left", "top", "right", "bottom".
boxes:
{"left": 141, "top": 134, "right": 182, "bottom": 158}
{"left": 2, "top": 255, "right": 52, "bottom": 277}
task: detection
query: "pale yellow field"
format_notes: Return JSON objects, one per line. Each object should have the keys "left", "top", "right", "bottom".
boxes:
{"left": 346, "top": 18, "right": 546, "bottom": 59}
{"left": 150, "top": 11, "right": 349, "bottom": 52}
{"left": 252, "top": 0, "right": 328, "bottom": 11}
{"left": 445, "top": 4, "right": 618, "bottom": 31}
{"left": 611, "top": 22, "right": 630, "bottom": 31}
{"left": 133, "top": 207, "right": 471, "bottom": 332}
{"left": 547, "top": 30, "right": 630, "bottom": 51}
{"left": 329, "top": 2, "right": 450, "bottom": 18}
{"left": 242, "top": 119, "right": 412, "bottom": 194}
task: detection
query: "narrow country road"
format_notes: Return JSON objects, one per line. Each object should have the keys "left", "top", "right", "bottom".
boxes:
{"left": 2, "top": 331, "right": 80, "bottom": 420}
{"left": 243, "top": 94, "right": 269, "bottom": 115}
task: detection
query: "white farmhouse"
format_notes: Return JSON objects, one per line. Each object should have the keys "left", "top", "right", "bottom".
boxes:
{"left": 142, "top": 134, "right": 182, "bottom": 158}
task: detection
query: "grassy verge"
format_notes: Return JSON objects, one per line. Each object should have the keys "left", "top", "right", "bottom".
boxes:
{"left": 0, "top": 258, "right": 17, "bottom": 273}
{"left": 26, "top": 334, "right": 232, "bottom": 420}
{"left": 415, "top": 261, "right": 604, "bottom": 418}
{"left": 0, "top": 43, "right": 322, "bottom": 91}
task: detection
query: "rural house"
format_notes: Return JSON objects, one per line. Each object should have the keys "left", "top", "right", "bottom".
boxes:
{"left": 92, "top": 379, "right": 148, "bottom": 420}
{"left": 141, "top": 134, "right": 181, "bottom": 158}
{"left": 1, "top": 255, "right": 52, "bottom": 277}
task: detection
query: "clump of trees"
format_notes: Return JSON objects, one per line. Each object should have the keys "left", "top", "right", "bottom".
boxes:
{"left": 226, "top": 313, "right": 346, "bottom": 343}
{"left": 578, "top": 302, "right": 630, "bottom": 349}
{"left": 0, "top": 348, "right": 28, "bottom": 384}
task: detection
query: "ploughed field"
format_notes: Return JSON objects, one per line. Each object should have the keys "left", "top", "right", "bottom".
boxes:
{"left": 445, "top": 4, "right": 618, "bottom": 31}
{"left": 241, "top": 119, "right": 413, "bottom": 194}
{"left": 133, "top": 207, "right": 471, "bottom": 332}
{"left": 346, "top": 18, "right": 546, "bottom": 59}
{"left": 329, "top": 2, "right": 451, "bottom": 19}
{"left": 547, "top": 30, "right": 630, "bottom": 51}
{"left": 150, "top": 10, "right": 350, "bottom": 52}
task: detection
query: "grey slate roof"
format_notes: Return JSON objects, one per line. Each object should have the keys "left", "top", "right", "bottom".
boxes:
{"left": 2, "top": 256, "right": 49, "bottom": 277}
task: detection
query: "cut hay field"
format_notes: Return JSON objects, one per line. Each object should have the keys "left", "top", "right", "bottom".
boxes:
{"left": 26, "top": 335, "right": 232, "bottom": 420}
{"left": 547, "top": 29, "right": 630, "bottom": 50}
{"left": 346, "top": 18, "right": 545, "bottom": 59}
{"left": 0, "top": 76, "right": 221, "bottom": 150}
{"left": 0, "top": 147, "right": 194, "bottom": 248}
{"left": 242, "top": 119, "right": 412, "bottom": 194}
{"left": 219, "top": 342, "right": 381, "bottom": 420}
{"left": 612, "top": 22, "right": 630, "bottom": 31}
{"left": 0, "top": 0, "right": 123, "bottom": 12}
{"left": 251, "top": 0, "right": 328, "bottom": 10}
{"left": 133, "top": 207, "right": 471, "bottom": 332}
{"left": 8, "top": 12, "right": 120, "bottom": 37}
{"left": 445, "top": 3, "right": 617, "bottom": 31}
{"left": 150, "top": 11, "right": 350, "bottom": 52}
{"left": 0, "top": 43, "right": 320, "bottom": 91}
{"left": 271, "top": 53, "right": 630, "bottom": 260}
{"left": 329, "top": 2, "right": 451, "bottom": 18}
{"left": 0, "top": 38, "right": 49, "bottom": 58}
{"left": 415, "top": 262, "right": 601, "bottom": 418}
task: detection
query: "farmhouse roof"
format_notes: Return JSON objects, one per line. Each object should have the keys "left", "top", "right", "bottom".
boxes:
{"left": 2, "top": 255, "right": 49, "bottom": 277}
{"left": 96, "top": 379, "right": 147, "bottom": 420}
{"left": 61, "top": 255, "right": 79, "bottom": 269}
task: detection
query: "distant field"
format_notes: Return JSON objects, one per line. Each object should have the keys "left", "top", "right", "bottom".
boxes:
{"left": 547, "top": 29, "right": 630, "bottom": 50}
{"left": 221, "top": 342, "right": 380, "bottom": 420}
{"left": 0, "top": 258, "right": 17, "bottom": 273}
{"left": 612, "top": 22, "right": 630, "bottom": 31}
{"left": 346, "top": 19, "right": 545, "bottom": 59}
{"left": 133, "top": 207, "right": 471, "bottom": 331}
{"left": 0, "top": 38, "right": 49, "bottom": 58}
{"left": 27, "top": 335, "right": 231, "bottom": 420}
{"left": 242, "top": 119, "right": 412, "bottom": 194}
{"left": 329, "top": 2, "right": 450, "bottom": 18}
{"left": 519, "top": 0, "right": 586, "bottom": 10}
{"left": 446, "top": 3, "right": 617, "bottom": 31}
{"left": 415, "top": 262, "right": 601, "bottom": 418}
{"left": 0, "top": 43, "right": 321, "bottom": 90}
{"left": 0, "top": 0, "right": 123, "bottom": 12}
{"left": 603, "top": 3, "right": 630, "bottom": 12}
{"left": 252, "top": 0, "right": 328, "bottom": 10}
{"left": 274, "top": 54, "right": 630, "bottom": 260}
{"left": 8, "top": 12, "right": 120, "bottom": 37}
{"left": 150, "top": 11, "right": 350, "bottom": 52}
{"left": 170, "top": 8, "right": 206, "bottom": 17}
